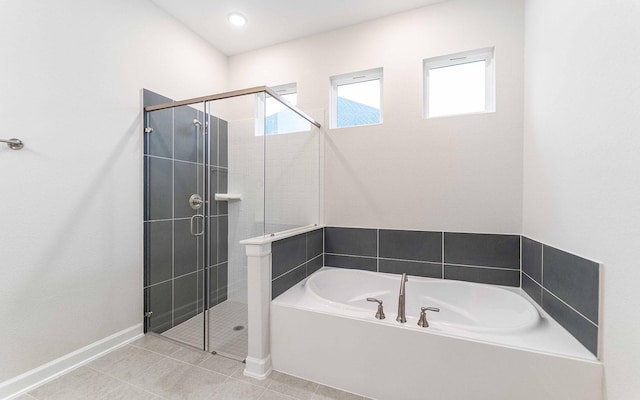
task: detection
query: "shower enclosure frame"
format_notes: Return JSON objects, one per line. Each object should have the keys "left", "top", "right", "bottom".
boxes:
{"left": 143, "top": 86, "right": 321, "bottom": 356}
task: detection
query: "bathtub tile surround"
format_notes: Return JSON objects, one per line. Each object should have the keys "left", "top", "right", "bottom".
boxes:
{"left": 143, "top": 89, "right": 229, "bottom": 334}
{"left": 379, "top": 258, "right": 441, "bottom": 278}
{"left": 379, "top": 229, "right": 441, "bottom": 262}
{"left": 324, "top": 227, "right": 520, "bottom": 287}
{"left": 324, "top": 227, "right": 377, "bottom": 256}
{"left": 521, "top": 237, "right": 600, "bottom": 356}
{"left": 443, "top": 264, "right": 520, "bottom": 286}
{"left": 271, "top": 228, "right": 324, "bottom": 299}
{"left": 269, "top": 226, "right": 602, "bottom": 358}
{"left": 444, "top": 232, "right": 520, "bottom": 269}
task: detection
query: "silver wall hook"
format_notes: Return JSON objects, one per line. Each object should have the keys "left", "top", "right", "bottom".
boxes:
{"left": 1, "top": 138, "right": 24, "bottom": 150}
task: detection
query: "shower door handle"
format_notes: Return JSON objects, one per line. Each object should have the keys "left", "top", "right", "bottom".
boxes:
{"left": 190, "top": 214, "right": 205, "bottom": 236}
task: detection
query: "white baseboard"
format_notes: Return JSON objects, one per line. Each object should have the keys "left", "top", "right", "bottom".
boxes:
{"left": 0, "top": 324, "right": 143, "bottom": 400}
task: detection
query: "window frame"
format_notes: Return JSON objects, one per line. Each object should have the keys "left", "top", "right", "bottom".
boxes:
{"left": 423, "top": 47, "right": 495, "bottom": 118}
{"left": 330, "top": 67, "right": 383, "bottom": 129}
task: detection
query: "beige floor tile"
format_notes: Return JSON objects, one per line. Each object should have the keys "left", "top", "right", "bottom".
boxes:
{"left": 209, "top": 378, "right": 266, "bottom": 400}
{"left": 87, "top": 345, "right": 164, "bottom": 382}
{"left": 169, "top": 346, "right": 213, "bottom": 365}
{"left": 259, "top": 389, "right": 300, "bottom": 400}
{"left": 267, "top": 371, "right": 319, "bottom": 400}
{"left": 130, "top": 334, "right": 184, "bottom": 356}
{"left": 311, "top": 385, "right": 364, "bottom": 400}
{"left": 128, "top": 356, "right": 227, "bottom": 399}
{"left": 13, "top": 394, "right": 36, "bottom": 399}
{"left": 28, "top": 366, "right": 125, "bottom": 400}
{"left": 94, "top": 382, "right": 162, "bottom": 400}
{"left": 229, "top": 367, "right": 271, "bottom": 388}
{"left": 197, "top": 355, "right": 243, "bottom": 376}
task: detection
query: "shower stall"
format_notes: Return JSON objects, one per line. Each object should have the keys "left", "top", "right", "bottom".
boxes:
{"left": 142, "top": 87, "right": 321, "bottom": 360}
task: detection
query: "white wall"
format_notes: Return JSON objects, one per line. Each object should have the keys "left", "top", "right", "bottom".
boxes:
{"left": 229, "top": 0, "right": 525, "bottom": 234}
{"left": 523, "top": 1, "right": 640, "bottom": 399}
{"left": 0, "top": 0, "right": 227, "bottom": 382}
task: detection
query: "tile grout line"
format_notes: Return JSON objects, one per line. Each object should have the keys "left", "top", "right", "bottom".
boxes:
{"left": 376, "top": 229, "right": 379, "bottom": 273}
{"left": 441, "top": 231, "right": 445, "bottom": 280}
{"left": 543, "top": 286, "right": 599, "bottom": 328}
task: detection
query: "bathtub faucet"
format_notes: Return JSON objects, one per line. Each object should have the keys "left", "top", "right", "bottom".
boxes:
{"left": 396, "top": 273, "right": 408, "bottom": 323}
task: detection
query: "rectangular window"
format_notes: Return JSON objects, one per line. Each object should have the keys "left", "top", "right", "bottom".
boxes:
{"left": 424, "top": 47, "right": 495, "bottom": 118}
{"left": 330, "top": 68, "right": 383, "bottom": 128}
{"left": 259, "top": 83, "right": 310, "bottom": 136}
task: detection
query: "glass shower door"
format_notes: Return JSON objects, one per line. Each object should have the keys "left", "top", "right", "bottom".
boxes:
{"left": 144, "top": 96, "right": 209, "bottom": 351}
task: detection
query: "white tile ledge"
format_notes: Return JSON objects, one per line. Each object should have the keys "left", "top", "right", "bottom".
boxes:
{"left": 240, "top": 224, "right": 324, "bottom": 246}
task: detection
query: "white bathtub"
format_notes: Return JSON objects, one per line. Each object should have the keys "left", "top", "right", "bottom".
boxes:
{"left": 271, "top": 267, "right": 602, "bottom": 400}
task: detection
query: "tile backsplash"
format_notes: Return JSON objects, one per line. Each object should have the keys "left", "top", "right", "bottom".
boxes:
{"left": 521, "top": 237, "right": 600, "bottom": 356}
{"left": 270, "top": 226, "right": 601, "bottom": 358}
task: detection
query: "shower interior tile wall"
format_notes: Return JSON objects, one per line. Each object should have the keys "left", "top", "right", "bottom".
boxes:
{"left": 270, "top": 226, "right": 600, "bottom": 357}
{"left": 143, "top": 89, "right": 228, "bottom": 334}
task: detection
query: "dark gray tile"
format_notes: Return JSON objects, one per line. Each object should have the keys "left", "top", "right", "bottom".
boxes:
{"left": 207, "top": 266, "right": 218, "bottom": 308}
{"left": 146, "top": 108, "right": 173, "bottom": 158}
{"left": 143, "top": 89, "right": 172, "bottom": 107}
{"left": 209, "top": 116, "right": 219, "bottom": 167}
{"left": 174, "top": 106, "right": 200, "bottom": 163}
{"left": 147, "top": 156, "right": 173, "bottom": 221}
{"left": 543, "top": 245, "right": 599, "bottom": 324}
{"left": 543, "top": 290, "right": 598, "bottom": 356}
{"left": 306, "top": 229, "right": 323, "bottom": 260}
{"left": 147, "top": 281, "right": 172, "bottom": 333}
{"left": 144, "top": 90, "right": 173, "bottom": 158}
{"left": 444, "top": 233, "right": 520, "bottom": 269}
{"left": 218, "top": 216, "right": 228, "bottom": 263}
{"left": 174, "top": 161, "right": 199, "bottom": 219}
{"left": 305, "top": 255, "right": 323, "bottom": 276}
{"left": 324, "top": 254, "right": 377, "bottom": 272}
{"left": 272, "top": 234, "right": 307, "bottom": 279}
{"left": 522, "top": 237, "right": 542, "bottom": 284}
{"left": 522, "top": 272, "right": 542, "bottom": 306}
{"left": 198, "top": 270, "right": 204, "bottom": 313}
{"left": 146, "top": 221, "right": 172, "bottom": 286}
{"left": 174, "top": 273, "right": 199, "bottom": 326}
{"left": 208, "top": 217, "right": 218, "bottom": 266}
{"left": 379, "top": 259, "right": 442, "bottom": 279}
{"left": 219, "top": 119, "right": 228, "bottom": 167}
{"left": 379, "top": 230, "right": 442, "bottom": 262}
{"left": 174, "top": 219, "right": 197, "bottom": 277}
{"left": 217, "top": 263, "right": 228, "bottom": 303}
{"left": 325, "top": 227, "right": 377, "bottom": 257}
{"left": 444, "top": 265, "right": 520, "bottom": 287}
{"left": 272, "top": 265, "right": 307, "bottom": 299}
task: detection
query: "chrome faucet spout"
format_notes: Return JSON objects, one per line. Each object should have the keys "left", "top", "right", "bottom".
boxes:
{"left": 396, "top": 273, "right": 408, "bottom": 323}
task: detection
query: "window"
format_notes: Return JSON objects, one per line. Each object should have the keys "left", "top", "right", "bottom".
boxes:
{"left": 259, "top": 83, "right": 310, "bottom": 135}
{"left": 423, "top": 47, "right": 495, "bottom": 118}
{"left": 330, "top": 68, "right": 383, "bottom": 128}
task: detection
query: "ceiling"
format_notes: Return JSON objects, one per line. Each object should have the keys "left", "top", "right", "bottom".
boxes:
{"left": 151, "top": 0, "right": 447, "bottom": 56}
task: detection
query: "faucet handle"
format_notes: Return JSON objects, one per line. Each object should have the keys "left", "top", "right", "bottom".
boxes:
{"left": 366, "top": 298, "right": 386, "bottom": 320}
{"left": 417, "top": 306, "right": 440, "bottom": 328}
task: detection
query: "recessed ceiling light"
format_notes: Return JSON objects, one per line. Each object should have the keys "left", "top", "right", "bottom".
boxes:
{"left": 228, "top": 13, "right": 247, "bottom": 27}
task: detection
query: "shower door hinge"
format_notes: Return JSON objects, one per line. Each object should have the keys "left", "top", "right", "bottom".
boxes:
{"left": 144, "top": 311, "right": 153, "bottom": 318}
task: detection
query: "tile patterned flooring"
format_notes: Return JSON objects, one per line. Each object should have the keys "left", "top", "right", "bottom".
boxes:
{"left": 18, "top": 335, "right": 369, "bottom": 400}
{"left": 163, "top": 301, "right": 248, "bottom": 360}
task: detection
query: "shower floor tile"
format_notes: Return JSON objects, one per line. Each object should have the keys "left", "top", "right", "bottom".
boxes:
{"left": 162, "top": 300, "right": 248, "bottom": 361}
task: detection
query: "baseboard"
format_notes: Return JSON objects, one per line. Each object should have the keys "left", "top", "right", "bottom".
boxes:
{"left": 0, "top": 324, "right": 143, "bottom": 400}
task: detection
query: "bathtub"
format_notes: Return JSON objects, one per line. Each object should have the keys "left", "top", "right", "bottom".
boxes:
{"left": 271, "top": 268, "right": 602, "bottom": 400}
